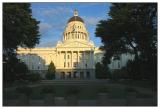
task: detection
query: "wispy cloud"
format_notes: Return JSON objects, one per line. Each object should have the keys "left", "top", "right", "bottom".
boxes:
{"left": 42, "top": 7, "right": 72, "bottom": 17}
{"left": 39, "top": 23, "right": 53, "bottom": 34}
{"left": 31, "top": 3, "right": 109, "bottom": 47}
{"left": 83, "top": 16, "right": 102, "bottom": 26}
{"left": 36, "top": 41, "right": 56, "bottom": 47}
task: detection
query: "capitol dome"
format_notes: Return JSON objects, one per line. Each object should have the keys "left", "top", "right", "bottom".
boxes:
{"left": 63, "top": 10, "right": 89, "bottom": 42}
{"left": 68, "top": 16, "right": 84, "bottom": 23}
{"left": 68, "top": 9, "right": 84, "bottom": 23}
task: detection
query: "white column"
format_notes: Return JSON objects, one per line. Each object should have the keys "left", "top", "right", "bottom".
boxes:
{"left": 59, "top": 51, "right": 61, "bottom": 67}
{"left": 71, "top": 51, "right": 73, "bottom": 68}
{"left": 65, "top": 51, "right": 67, "bottom": 68}
{"left": 77, "top": 51, "right": 79, "bottom": 63}
{"left": 90, "top": 51, "right": 92, "bottom": 68}
{"left": 92, "top": 51, "right": 94, "bottom": 68}
{"left": 56, "top": 50, "right": 57, "bottom": 67}
{"left": 83, "top": 51, "right": 86, "bottom": 69}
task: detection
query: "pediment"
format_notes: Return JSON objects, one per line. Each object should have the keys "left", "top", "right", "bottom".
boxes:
{"left": 57, "top": 41, "right": 94, "bottom": 48}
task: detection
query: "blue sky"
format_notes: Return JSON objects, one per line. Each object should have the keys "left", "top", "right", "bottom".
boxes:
{"left": 31, "top": 3, "right": 111, "bottom": 47}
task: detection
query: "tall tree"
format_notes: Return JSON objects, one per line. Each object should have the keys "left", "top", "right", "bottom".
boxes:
{"left": 95, "top": 3, "right": 157, "bottom": 81}
{"left": 45, "top": 61, "right": 56, "bottom": 80}
{"left": 95, "top": 62, "right": 110, "bottom": 79}
{"left": 3, "top": 3, "right": 40, "bottom": 83}
{"left": 3, "top": 3, "right": 40, "bottom": 60}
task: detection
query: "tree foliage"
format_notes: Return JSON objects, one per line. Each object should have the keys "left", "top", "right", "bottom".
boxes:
{"left": 95, "top": 3, "right": 157, "bottom": 81}
{"left": 45, "top": 61, "right": 56, "bottom": 80}
{"left": 95, "top": 62, "right": 110, "bottom": 79}
{"left": 3, "top": 56, "right": 29, "bottom": 83}
{"left": 3, "top": 3, "right": 40, "bottom": 51}
{"left": 3, "top": 3, "right": 40, "bottom": 84}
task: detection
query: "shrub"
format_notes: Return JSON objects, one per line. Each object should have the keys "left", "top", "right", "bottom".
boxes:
{"left": 125, "top": 87, "right": 137, "bottom": 93}
{"left": 45, "top": 61, "right": 55, "bottom": 80}
{"left": 98, "top": 87, "right": 109, "bottom": 93}
{"left": 16, "top": 86, "right": 33, "bottom": 96}
{"left": 28, "top": 73, "right": 41, "bottom": 82}
{"left": 41, "top": 86, "right": 55, "bottom": 93}
{"left": 66, "top": 87, "right": 80, "bottom": 95}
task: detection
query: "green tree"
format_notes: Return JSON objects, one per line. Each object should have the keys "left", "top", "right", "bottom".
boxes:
{"left": 3, "top": 3, "right": 40, "bottom": 84}
{"left": 45, "top": 61, "right": 56, "bottom": 80}
{"left": 27, "top": 72, "right": 41, "bottom": 82}
{"left": 95, "top": 3, "right": 157, "bottom": 81}
{"left": 95, "top": 62, "right": 110, "bottom": 79}
{"left": 3, "top": 3, "right": 40, "bottom": 52}
{"left": 3, "top": 56, "right": 29, "bottom": 83}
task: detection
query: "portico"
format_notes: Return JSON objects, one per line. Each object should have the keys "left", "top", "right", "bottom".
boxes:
{"left": 17, "top": 10, "right": 103, "bottom": 80}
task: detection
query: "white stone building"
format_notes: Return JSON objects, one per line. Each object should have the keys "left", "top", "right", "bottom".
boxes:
{"left": 17, "top": 10, "right": 134, "bottom": 79}
{"left": 17, "top": 10, "right": 104, "bottom": 79}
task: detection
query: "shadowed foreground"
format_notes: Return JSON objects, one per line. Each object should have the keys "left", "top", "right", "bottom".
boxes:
{"left": 3, "top": 80, "right": 157, "bottom": 106}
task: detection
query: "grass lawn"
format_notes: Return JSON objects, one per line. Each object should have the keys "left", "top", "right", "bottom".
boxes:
{"left": 3, "top": 82, "right": 154, "bottom": 100}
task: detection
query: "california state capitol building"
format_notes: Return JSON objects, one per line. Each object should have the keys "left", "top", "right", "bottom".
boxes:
{"left": 17, "top": 10, "right": 134, "bottom": 80}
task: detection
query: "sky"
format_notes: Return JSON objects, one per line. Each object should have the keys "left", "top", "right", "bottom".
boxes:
{"left": 31, "top": 3, "right": 111, "bottom": 47}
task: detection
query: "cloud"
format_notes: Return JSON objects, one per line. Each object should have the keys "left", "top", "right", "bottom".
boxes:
{"left": 83, "top": 16, "right": 102, "bottom": 26}
{"left": 39, "top": 23, "right": 53, "bottom": 34}
{"left": 42, "top": 7, "right": 72, "bottom": 17}
{"left": 37, "top": 41, "right": 55, "bottom": 47}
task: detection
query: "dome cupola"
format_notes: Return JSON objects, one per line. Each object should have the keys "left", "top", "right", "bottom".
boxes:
{"left": 63, "top": 10, "right": 89, "bottom": 42}
{"left": 68, "top": 9, "right": 84, "bottom": 23}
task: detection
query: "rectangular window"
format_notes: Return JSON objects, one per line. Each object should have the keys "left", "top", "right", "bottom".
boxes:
{"left": 73, "top": 62, "right": 77, "bottom": 67}
{"left": 64, "top": 62, "right": 66, "bottom": 67}
{"left": 118, "top": 62, "right": 120, "bottom": 68}
{"left": 85, "top": 63, "right": 87, "bottom": 68}
{"left": 79, "top": 56, "right": 82, "bottom": 60}
{"left": 32, "top": 64, "right": 34, "bottom": 70}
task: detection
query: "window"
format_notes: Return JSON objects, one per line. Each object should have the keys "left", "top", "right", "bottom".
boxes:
{"left": 73, "top": 62, "right": 77, "bottom": 67}
{"left": 85, "top": 63, "right": 87, "bottom": 68}
{"left": 32, "top": 64, "right": 34, "bottom": 69}
{"left": 64, "top": 54, "right": 65, "bottom": 59}
{"left": 68, "top": 62, "right": 70, "bottom": 67}
{"left": 118, "top": 62, "right": 120, "bottom": 68}
{"left": 112, "top": 63, "right": 114, "bottom": 68}
{"left": 86, "top": 72, "right": 90, "bottom": 79}
{"left": 79, "top": 56, "right": 82, "bottom": 60}
{"left": 68, "top": 55, "right": 70, "bottom": 59}
{"left": 73, "top": 72, "right": 77, "bottom": 78}
{"left": 64, "top": 62, "right": 66, "bottom": 67}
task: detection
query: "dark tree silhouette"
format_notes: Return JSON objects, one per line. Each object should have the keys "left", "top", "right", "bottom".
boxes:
{"left": 95, "top": 62, "right": 110, "bottom": 79}
{"left": 95, "top": 3, "right": 157, "bottom": 83}
{"left": 45, "top": 61, "right": 56, "bottom": 80}
{"left": 3, "top": 3, "right": 40, "bottom": 84}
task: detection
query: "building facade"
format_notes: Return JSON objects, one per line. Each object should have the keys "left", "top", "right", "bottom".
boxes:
{"left": 17, "top": 10, "right": 104, "bottom": 79}
{"left": 17, "top": 10, "right": 134, "bottom": 79}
